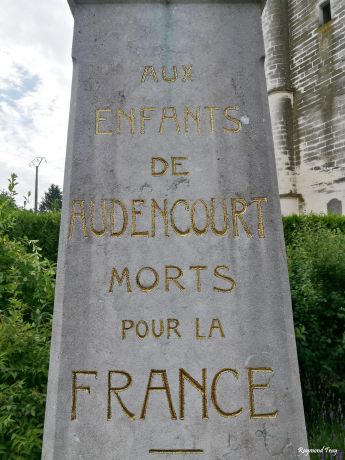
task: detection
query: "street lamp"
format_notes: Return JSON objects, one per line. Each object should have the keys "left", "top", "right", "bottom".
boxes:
{"left": 29, "top": 157, "right": 46, "bottom": 212}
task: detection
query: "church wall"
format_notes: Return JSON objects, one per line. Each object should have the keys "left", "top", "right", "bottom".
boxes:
{"left": 263, "top": 0, "right": 345, "bottom": 215}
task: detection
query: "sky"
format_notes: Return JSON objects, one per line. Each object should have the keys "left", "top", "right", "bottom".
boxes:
{"left": 0, "top": 0, "right": 73, "bottom": 207}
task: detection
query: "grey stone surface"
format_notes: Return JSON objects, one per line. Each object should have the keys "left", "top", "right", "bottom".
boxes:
{"left": 42, "top": 1, "right": 308, "bottom": 459}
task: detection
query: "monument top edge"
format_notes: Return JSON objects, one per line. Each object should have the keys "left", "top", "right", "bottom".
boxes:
{"left": 67, "top": 0, "right": 266, "bottom": 15}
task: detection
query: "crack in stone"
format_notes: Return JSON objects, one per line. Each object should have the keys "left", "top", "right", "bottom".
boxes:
{"left": 256, "top": 424, "right": 293, "bottom": 457}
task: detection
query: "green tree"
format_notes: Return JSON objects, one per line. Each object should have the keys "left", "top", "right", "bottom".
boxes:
{"left": 39, "top": 184, "right": 62, "bottom": 212}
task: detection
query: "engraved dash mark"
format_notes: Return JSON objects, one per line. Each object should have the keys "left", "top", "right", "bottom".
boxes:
{"left": 149, "top": 449, "right": 204, "bottom": 454}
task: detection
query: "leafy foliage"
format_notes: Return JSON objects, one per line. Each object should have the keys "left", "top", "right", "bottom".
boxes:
{"left": 0, "top": 173, "right": 19, "bottom": 209}
{"left": 283, "top": 213, "right": 345, "bottom": 244}
{"left": 0, "top": 179, "right": 55, "bottom": 458}
{"left": 39, "top": 184, "right": 62, "bottom": 212}
{"left": 0, "top": 308, "right": 51, "bottom": 459}
{"left": 9, "top": 209, "right": 60, "bottom": 263}
{"left": 286, "top": 219, "right": 345, "bottom": 425}
{"left": 7, "top": 173, "right": 19, "bottom": 201}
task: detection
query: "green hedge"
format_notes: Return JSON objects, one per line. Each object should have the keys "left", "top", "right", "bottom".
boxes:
{"left": 283, "top": 213, "right": 345, "bottom": 244}
{"left": 9, "top": 210, "right": 60, "bottom": 263}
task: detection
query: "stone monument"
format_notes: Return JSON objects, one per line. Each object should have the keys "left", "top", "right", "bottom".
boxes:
{"left": 42, "top": 1, "right": 309, "bottom": 458}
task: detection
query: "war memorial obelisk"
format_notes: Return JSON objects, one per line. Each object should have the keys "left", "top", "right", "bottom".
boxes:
{"left": 42, "top": 1, "right": 309, "bottom": 458}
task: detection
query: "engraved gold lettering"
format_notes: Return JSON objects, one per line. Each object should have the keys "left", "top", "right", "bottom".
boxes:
{"left": 165, "top": 266, "right": 186, "bottom": 291}
{"left": 151, "top": 199, "right": 169, "bottom": 237}
{"left": 167, "top": 318, "right": 181, "bottom": 338}
{"left": 110, "top": 199, "right": 128, "bottom": 237}
{"left": 171, "top": 157, "right": 189, "bottom": 176}
{"left": 189, "top": 265, "right": 208, "bottom": 292}
{"left": 68, "top": 195, "right": 266, "bottom": 240}
{"left": 136, "top": 320, "right": 149, "bottom": 338}
{"left": 162, "top": 66, "right": 178, "bottom": 83}
{"left": 179, "top": 368, "right": 208, "bottom": 420}
{"left": 141, "top": 66, "right": 159, "bottom": 83}
{"left": 152, "top": 319, "right": 164, "bottom": 338}
{"left": 184, "top": 106, "right": 201, "bottom": 134}
{"left": 140, "top": 107, "right": 158, "bottom": 134}
{"left": 205, "top": 106, "right": 222, "bottom": 132}
{"left": 116, "top": 108, "right": 135, "bottom": 134}
{"left": 231, "top": 198, "right": 253, "bottom": 238}
{"left": 151, "top": 157, "right": 169, "bottom": 176}
{"left": 140, "top": 370, "right": 177, "bottom": 420}
{"left": 159, "top": 107, "right": 181, "bottom": 134}
{"left": 248, "top": 368, "right": 278, "bottom": 419}
{"left": 70, "top": 367, "right": 279, "bottom": 421}
{"left": 108, "top": 370, "right": 135, "bottom": 420}
{"left": 136, "top": 267, "right": 159, "bottom": 292}
{"left": 191, "top": 199, "right": 209, "bottom": 235}
{"left": 211, "top": 369, "right": 243, "bottom": 417}
{"left": 131, "top": 199, "right": 149, "bottom": 237}
{"left": 109, "top": 267, "right": 132, "bottom": 293}
{"left": 209, "top": 319, "right": 225, "bottom": 338}
{"left": 71, "top": 371, "right": 97, "bottom": 420}
{"left": 122, "top": 319, "right": 181, "bottom": 339}
{"left": 94, "top": 104, "right": 243, "bottom": 137}
{"left": 170, "top": 200, "right": 191, "bottom": 236}
{"left": 68, "top": 200, "right": 88, "bottom": 239}
{"left": 96, "top": 108, "right": 112, "bottom": 135}
{"left": 195, "top": 318, "right": 206, "bottom": 340}
{"left": 181, "top": 65, "right": 193, "bottom": 82}
{"left": 224, "top": 106, "right": 242, "bottom": 133}
{"left": 210, "top": 198, "right": 229, "bottom": 236}
{"left": 122, "top": 320, "right": 134, "bottom": 339}
{"left": 252, "top": 197, "right": 268, "bottom": 238}
{"left": 213, "top": 265, "right": 236, "bottom": 293}
{"left": 90, "top": 199, "right": 106, "bottom": 237}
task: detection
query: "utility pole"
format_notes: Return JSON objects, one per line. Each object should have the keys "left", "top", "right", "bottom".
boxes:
{"left": 29, "top": 157, "right": 46, "bottom": 212}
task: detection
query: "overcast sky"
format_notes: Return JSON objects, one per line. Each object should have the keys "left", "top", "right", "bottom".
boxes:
{"left": 0, "top": 0, "right": 73, "bottom": 207}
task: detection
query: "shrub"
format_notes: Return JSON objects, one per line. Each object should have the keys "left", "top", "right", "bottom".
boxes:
{"left": 0, "top": 194, "right": 55, "bottom": 458}
{"left": 8, "top": 209, "right": 60, "bottom": 263}
{"left": 286, "top": 218, "right": 345, "bottom": 425}
{"left": 283, "top": 213, "right": 345, "bottom": 245}
{"left": 0, "top": 308, "right": 51, "bottom": 459}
